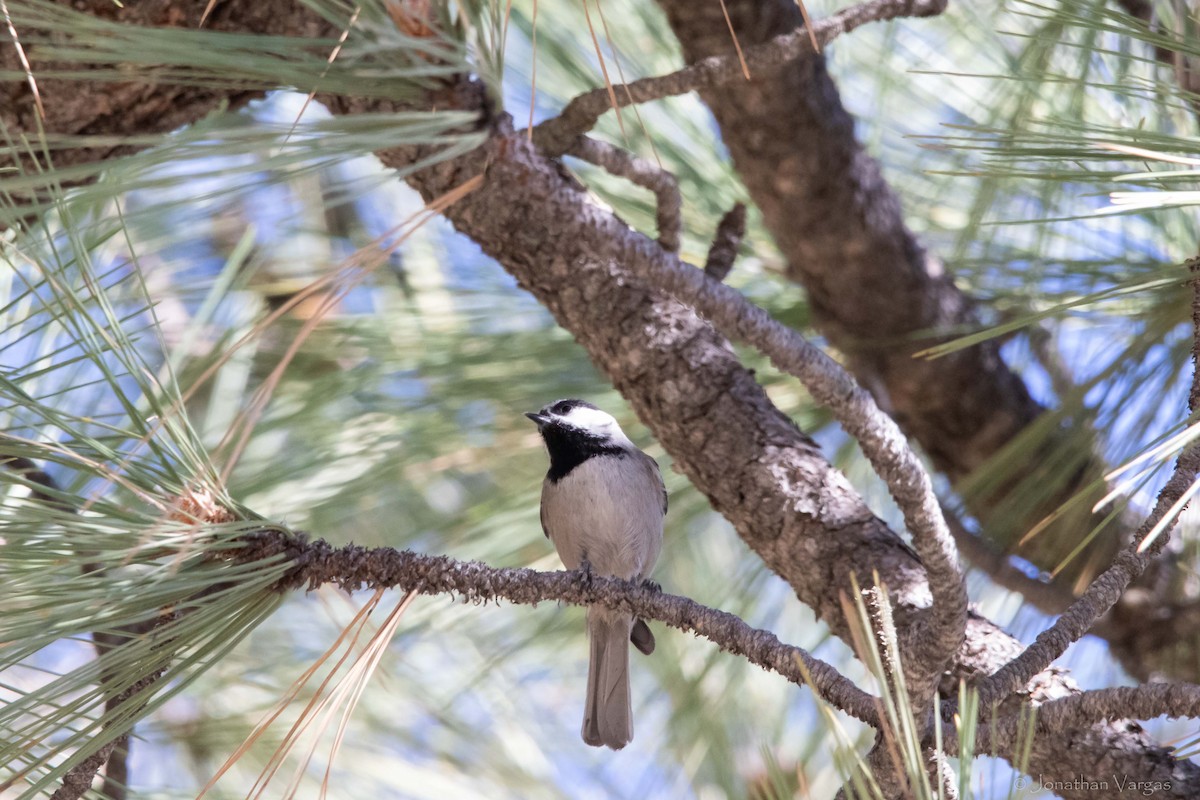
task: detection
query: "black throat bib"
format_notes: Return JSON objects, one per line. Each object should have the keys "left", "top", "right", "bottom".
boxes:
{"left": 540, "top": 423, "right": 627, "bottom": 483}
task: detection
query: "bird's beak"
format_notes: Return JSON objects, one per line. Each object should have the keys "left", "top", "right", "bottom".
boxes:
{"left": 525, "top": 411, "right": 549, "bottom": 427}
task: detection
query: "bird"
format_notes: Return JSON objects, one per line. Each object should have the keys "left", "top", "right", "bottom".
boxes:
{"left": 525, "top": 399, "right": 667, "bottom": 749}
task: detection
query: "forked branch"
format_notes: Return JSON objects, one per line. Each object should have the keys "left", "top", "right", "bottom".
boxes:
{"left": 627, "top": 243, "right": 966, "bottom": 704}
{"left": 567, "top": 136, "right": 682, "bottom": 252}
{"left": 533, "top": 0, "right": 948, "bottom": 155}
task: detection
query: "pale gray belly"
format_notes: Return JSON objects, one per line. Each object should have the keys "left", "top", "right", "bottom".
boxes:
{"left": 541, "top": 456, "right": 663, "bottom": 580}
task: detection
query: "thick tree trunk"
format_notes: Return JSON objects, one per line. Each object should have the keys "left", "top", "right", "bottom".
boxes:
{"left": 651, "top": 0, "right": 1124, "bottom": 584}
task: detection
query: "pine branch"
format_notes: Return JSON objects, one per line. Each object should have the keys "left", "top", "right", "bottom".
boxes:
{"left": 532, "top": 0, "right": 948, "bottom": 155}
{"left": 49, "top": 741, "right": 122, "bottom": 800}
{"left": 45, "top": 671, "right": 166, "bottom": 800}
{"left": 567, "top": 136, "right": 682, "bottom": 252}
{"left": 942, "top": 684, "right": 1200, "bottom": 756}
{"left": 634, "top": 249, "right": 968, "bottom": 703}
{"left": 654, "top": 0, "right": 1138, "bottom": 608}
{"left": 1114, "top": 0, "right": 1200, "bottom": 121}
{"left": 704, "top": 203, "right": 746, "bottom": 282}
{"left": 973, "top": 446, "right": 1200, "bottom": 708}
{"left": 3, "top": 456, "right": 142, "bottom": 800}
{"left": 232, "top": 529, "right": 883, "bottom": 727}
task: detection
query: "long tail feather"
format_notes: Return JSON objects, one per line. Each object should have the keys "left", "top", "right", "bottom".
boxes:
{"left": 582, "top": 607, "right": 633, "bottom": 749}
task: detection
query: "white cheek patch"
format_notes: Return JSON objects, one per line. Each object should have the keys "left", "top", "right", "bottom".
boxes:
{"left": 563, "top": 406, "right": 624, "bottom": 437}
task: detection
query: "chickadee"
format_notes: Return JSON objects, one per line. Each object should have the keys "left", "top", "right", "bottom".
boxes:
{"left": 526, "top": 399, "right": 666, "bottom": 750}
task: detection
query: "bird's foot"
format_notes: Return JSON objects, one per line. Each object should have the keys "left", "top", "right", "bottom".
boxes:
{"left": 578, "top": 558, "right": 595, "bottom": 589}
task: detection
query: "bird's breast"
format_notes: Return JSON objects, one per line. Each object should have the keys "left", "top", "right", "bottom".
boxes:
{"left": 541, "top": 455, "right": 664, "bottom": 580}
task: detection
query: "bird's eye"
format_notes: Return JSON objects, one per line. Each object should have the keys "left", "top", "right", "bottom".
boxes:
{"left": 553, "top": 401, "right": 572, "bottom": 415}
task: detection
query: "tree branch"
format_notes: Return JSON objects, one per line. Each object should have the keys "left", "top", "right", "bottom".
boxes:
{"left": 49, "top": 739, "right": 124, "bottom": 800}
{"left": 637, "top": 252, "right": 968, "bottom": 700}
{"left": 43, "top": 669, "right": 165, "bottom": 800}
{"left": 974, "top": 447, "right": 1200, "bottom": 708}
{"left": 942, "top": 684, "right": 1200, "bottom": 757}
{"left": 704, "top": 202, "right": 746, "bottom": 282}
{"left": 567, "top": 136, "right": 682, "bottom": 252}
{"left": 653, "top": 0, "right": 1200, "bottom": 691}
{"left": 651, "top": 0, "right": 1140, "bottom": 607}
{"left": 235, "top": 529, "right": 883, "bottom": 726}
{"left": 532, "top": 0, "right": 948, "bottom": 155}
{"left": 1113, "top": 0, "right": 1200, "bottom": 122}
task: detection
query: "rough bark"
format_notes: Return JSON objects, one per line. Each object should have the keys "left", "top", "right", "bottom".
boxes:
{"left": 650, "top": 0, "right": 1124, "bottom": 580}
{"left": 3, "top": 1, "right": 1198, "bottom": 795}
{"left": 381, "top": 115, "right": 1197, "bottom": 800}
{"left": 0, "top": 0, "right": 327, "bottom": 175}
{"left": 650, "top": 0, "right": 1200, "bottom": 680}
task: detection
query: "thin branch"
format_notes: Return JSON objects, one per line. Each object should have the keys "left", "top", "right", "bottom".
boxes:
{"left": 99, "top": 739, "right": 129, "bottom": 800}
{"left": 632, "top": 250, "right": 967, "bottom": 701}
{"left": 1191, "top": 255, "right": 1200, "bottom": 414}
{"left": 972, "top": 258, "right": 1200, "bottom": 709}
{"left": 532, "top": 0, "right": 948, "bottom": 154}
{"left": 49, "top": 739, "right": 124, "bottom": 800}
{"left": 46, "top": 669, "right": 166, "bottom": 800}
{"left": 232, "top": 529, "right": 882, "bottom": 727}
{"left": 567, "top": 136, "right": 681, "bottom": 252}
{"left": 1031, "top": 684, "right": 1200, "bottom": 740}
{"left": 931, "top": 748, "right": 959, "bottom": 800}
{"left": 704, "top": 202, "right": 746, "bottom": 281}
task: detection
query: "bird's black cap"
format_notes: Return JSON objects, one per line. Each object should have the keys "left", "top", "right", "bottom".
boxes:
{"left": 525, "top": 398, "right": 598, "bottom": 427}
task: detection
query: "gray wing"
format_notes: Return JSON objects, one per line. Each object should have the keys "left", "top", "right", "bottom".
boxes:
{"left": 632, "top": 451, "right": 664, "bottom": 657}
{"left": 539, "top": 480, "right": 551, "bottom": 538}
{"left": 640, "top": 451, "right": 667, "bottom": 515}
